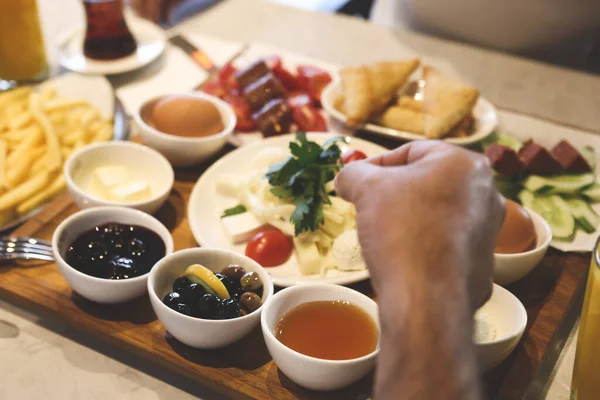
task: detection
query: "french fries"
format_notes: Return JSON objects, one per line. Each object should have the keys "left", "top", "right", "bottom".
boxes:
{"left": 0, "top": 84, "right": 113, "bottom": 221}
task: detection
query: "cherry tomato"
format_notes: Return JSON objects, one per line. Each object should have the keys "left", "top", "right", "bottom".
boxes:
{"left": 292, "top": 105, "right": 327, "bottom": 131}
{"left": 201, "top": 78, "right": 226, "bottom": 99}
{"left": 296, "top": 65, "right": 332, "bottom": 103}
{"left": 245, "top": 230, "right": 293, "bottom": 267}
{"left": 343, "top": 150, "right": 368, "bottom": 164}
{"left": 218, "top": 63, "right": 238, "bottom": 92}
{"left": 274, "top": 68, "right": 300, "bottom": 92}
{"left": 263, "top": 55, "right": 282, "bottom": 72}
{"left": 225, "top": 94, "right": 255, "bottom": 131}
{"left": 287, "top": 91, "right": 313, "bottom": 108}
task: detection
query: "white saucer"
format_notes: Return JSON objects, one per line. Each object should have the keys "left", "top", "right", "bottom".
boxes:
{"left": 58, "top": 15, "right": 166, "bottom": 76}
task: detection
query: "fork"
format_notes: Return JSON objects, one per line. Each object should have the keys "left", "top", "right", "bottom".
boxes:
{"left": 0, "top": 237, "right": 54, "bottom": 262}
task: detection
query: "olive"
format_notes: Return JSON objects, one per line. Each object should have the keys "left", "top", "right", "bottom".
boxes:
{"left": 240, "top": 309, "right": 248, "bottom": 317}
{"left": 215, "top": 273, "right": 241, "bottom": 299}
{"left": 196, "top": 294, "right": 220, "bottom": 319}
{"left": 221, "top": 264, "right": 247, "bottom": 280}
{"left": 172, "top": 276, "right": 190, "bottom": 293}
{"left": 162, "top": 292, "right": 180, "bottom": 310}
{"left": 175, "top": 303, "right": 193, "bottom": 316}
{"left": 217, "top": 298, "right": 241, "bottom": 320}
{"left": 240, "top": 292, "right": 262, "bottom": 313}
{"left": 240, "top": 271, "right": 262, "bottom": 291}
{"left": 180, "top": 283, "right": 206, "bottom": 303}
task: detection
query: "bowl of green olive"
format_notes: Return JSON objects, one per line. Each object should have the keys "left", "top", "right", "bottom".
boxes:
{"left": 148, "top": 247, "right": 274, "bottom": 349}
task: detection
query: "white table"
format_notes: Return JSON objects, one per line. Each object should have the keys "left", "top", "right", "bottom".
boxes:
{"left": 3, "top": 0, "right": 599, "bottom": 398}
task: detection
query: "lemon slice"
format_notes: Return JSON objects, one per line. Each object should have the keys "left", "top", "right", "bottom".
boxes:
{"left": 184, "top": 264, "right": 230, "bottom": 299}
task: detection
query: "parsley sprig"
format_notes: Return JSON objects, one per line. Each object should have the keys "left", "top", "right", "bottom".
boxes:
{"left": 265, "top": 133, "right": 343, "bottom": 235}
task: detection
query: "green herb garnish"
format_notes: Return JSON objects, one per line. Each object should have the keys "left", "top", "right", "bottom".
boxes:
{"left": 266, "top": 132, "right": 343, "bottom": 235}
{"left": 221, "top": 205, "right": 247, "bottom": 218}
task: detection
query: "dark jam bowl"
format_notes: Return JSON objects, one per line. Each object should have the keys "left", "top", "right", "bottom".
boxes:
{"left": 148, "top": 248, "right": 274, "bottom": 349}
{"left": 52, "top": 206, "right": 174, "bottom": 304}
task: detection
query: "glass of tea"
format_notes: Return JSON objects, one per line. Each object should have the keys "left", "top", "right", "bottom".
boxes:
{"left": 0, "top": 0, "right": 48, "bottom": 83}
{"left": 571, "top": 237, "right": 600, "bottom": 399}
{"left": 83, "top": 0, "right": 137, "bottom": 60}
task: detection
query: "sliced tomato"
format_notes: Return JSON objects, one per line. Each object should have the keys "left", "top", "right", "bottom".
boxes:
{"left": 292, "top": 105, "right": 327, "bottom": 132}
{"left": 201, "top": 78, "right": 226, "bottom": 99}
{"left": 296, "top": 65, "right": 332, "bottom": 104}
{"left": 274, "top": 68, "right": 300, "bottom": 92}
{"left": 263, "top": 55, "right": 282, "bottom": 72}
{"left": 224, "top": 94, "right": 255, "bottom": 132}
{"left": 218, "top": 63, "right": 239, "bottom": 93}
{"left": 287, "top": 91, "right": 313, "bottom": 108}
{"left": 245, "top": 230, "right": 293, "bottom": 267}
{"left": 343, "top": 150, "right": 368, "bottom": 164}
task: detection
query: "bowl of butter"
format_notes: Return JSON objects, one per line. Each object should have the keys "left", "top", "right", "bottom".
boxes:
{"left": 64, "top": 141, "right": 174, "bottom": 215}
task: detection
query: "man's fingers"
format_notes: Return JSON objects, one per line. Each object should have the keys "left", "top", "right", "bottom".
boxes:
{"left": 367, "top": 140, "right": 450, "bottom": 167}
{"left": 334, "top": 161, "right": 380, "bottom": 203}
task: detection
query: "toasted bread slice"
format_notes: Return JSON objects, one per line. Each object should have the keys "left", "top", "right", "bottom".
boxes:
{"left": 340, "top": 66, "right": 372, "bottom": 127}
{"left": 380, "top": 106, "right": 424, "bottom": 134}
{"left": 423, "top": 66, "right": 478, "bottom": 139}
{"left": 367, "top": 59, "right": 420, "bottom": 111}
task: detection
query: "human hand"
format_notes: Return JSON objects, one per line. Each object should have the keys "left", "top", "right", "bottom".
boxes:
{"left": 335, "top": 141, "right": 505, "bottom": 312}
{"left": 130, "top": 0, "right": 182, "bottom": 23}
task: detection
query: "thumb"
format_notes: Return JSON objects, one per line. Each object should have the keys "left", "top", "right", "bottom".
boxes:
{"left": 334, "top": 160, "right": 381, "bottom": 204}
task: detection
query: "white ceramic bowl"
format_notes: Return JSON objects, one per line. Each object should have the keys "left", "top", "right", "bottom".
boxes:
{"left": 475, "top": 284, "right": 527, "bottom": 370}
{"left": 493, "top": 208, "right": 552, "bottom": 286}
{"left": 65, "top": 141, "right": 174, "bottom": 215}
{"left": 148, "top": 248, "right": 274, "bottom": 349}
{"left": 134, "top": 93, "right": 236, "bottom": 168}
{"left": 261, "top": 283, "right": 379, "bottom": 391}
{"left": 52, "top": 206, "right": 174, "bottom": 304}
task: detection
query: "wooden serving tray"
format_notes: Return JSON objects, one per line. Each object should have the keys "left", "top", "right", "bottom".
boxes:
{"left": 0, "top": 139, "right": 590, "bottom": 400}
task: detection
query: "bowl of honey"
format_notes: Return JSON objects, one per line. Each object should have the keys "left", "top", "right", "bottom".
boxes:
{"left": 261, "top": 283, "right": 379, "bottom": 391}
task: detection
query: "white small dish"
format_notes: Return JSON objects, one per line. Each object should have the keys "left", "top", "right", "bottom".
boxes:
{"left": 148, "top": 248, "right": 274, "bottom": 349}
{"left": 188, "top": 133, "right": 387, "bottom": 287}
{"left": 494, "top": 208, "right": 552, "bottom": 286}
{"left": 321, "top": 79, "right": 498, "bottom": 146}
{"left": 261, "top": 283, "right": 379, "bottom": 391}
{"left": 134, "top": 92, "right": 236, "bottom": 168}
{"left": 52, "top": 206, "right": 174, "bottom": 304}
{"left": 475, "top": 284, "right": 527, "bottom": 370}
{"left": 65, "top": 141, "right": 174, "bottom": 215}
{"left": 58, "top": 14, "right": 166, "bottom": 76}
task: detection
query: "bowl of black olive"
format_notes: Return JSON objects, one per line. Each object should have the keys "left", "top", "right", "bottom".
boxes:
{"left": 52, "top": 206, "right": 174, "bottom": 304}
{"left": 148, "top": 247, "right": 274, "bottom": 349}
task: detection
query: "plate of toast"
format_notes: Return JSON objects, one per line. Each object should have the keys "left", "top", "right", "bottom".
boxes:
{"left": 321, "top": 59, "right": 498, "bottom": 145}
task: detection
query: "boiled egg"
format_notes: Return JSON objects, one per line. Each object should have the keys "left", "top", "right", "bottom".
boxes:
{"left": 495, "top": 199, "right": 537, "bottom": 254}
{"left": 152, "top": 95, "right": 224, "bottom": 138}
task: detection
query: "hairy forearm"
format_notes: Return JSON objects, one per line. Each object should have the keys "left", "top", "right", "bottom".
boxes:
{"left": 373, "top": 245, "right": 481, "bottom": 400}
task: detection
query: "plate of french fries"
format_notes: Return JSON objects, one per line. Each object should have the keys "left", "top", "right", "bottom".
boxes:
{"left": 321, "top": 59, "right": 498, "bottom": 146}
{"left": 0, "top": 73, "right": 115, "bottom": 231}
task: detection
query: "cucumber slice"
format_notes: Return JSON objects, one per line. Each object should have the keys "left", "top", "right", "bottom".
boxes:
{"left": 565, "top": 198, "right": 599, "bottom": 234}
{"left": 186, "top": 274, "right": 217, "bottom": 296}
{"left": 523, "top": 173, "right": 595, "bottom": 194}
{"left": 581, "top": 183, "right": 600, "bottom": 202}
{"left": 518, "top": 190, "right": 575, "bottom": 239}
{"left": 494, "top": 175, "right": 522, "bottom": 201}
{"left": 581, "top": 145, "right": 596, "bottom": 172}
{"left": 481, "top": 132, "right": 523, "bottom": 152}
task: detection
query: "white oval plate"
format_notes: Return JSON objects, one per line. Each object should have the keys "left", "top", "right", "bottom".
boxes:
{"left": 188, "top": 133, "right": 388, "bottom": 287}
{"left": 321, "top": 79, "right": 498, "bottom": 146}
{"left": 58, "top": 14, "right": 165, "bottom": 76}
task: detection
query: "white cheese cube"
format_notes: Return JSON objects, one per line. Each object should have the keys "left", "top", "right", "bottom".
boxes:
{"left": 93, "top": 166, "right": 129, "bottom": 198}
{"left": 215, "top": 173, "right": 246, "bottom": 197}
{"left": 221, "top": 212, "right": 266, "bottom": 244}
{"left": 294, "top": 236, "right": 321, "bottom": 275}
{"left": 109, "top": 181, "right": 152, "bottom": 203}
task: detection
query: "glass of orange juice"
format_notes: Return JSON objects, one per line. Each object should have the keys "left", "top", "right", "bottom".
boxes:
{"left": 571, "top": 237, "right": 600, "bottom": 399}
{"left": 0, "top": 0, "right": 47, "bottom": 82}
